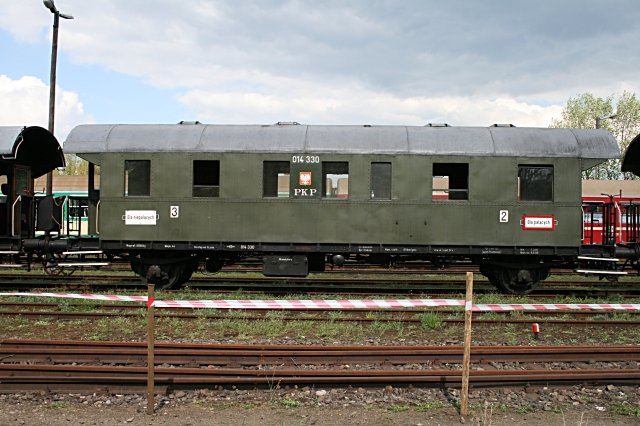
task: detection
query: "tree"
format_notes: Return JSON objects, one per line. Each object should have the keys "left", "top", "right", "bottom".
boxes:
{"left": 550, "top": 91, "right": 640, "bottom": 179}
{"left": 613, "top": 92, "right": 640, "bottom": 179}
{"left": 59, "top": 153, "right": 89, "bottom": 175}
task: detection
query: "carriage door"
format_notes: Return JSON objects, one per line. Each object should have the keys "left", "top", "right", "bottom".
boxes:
{"left": 12, "top": 165, "right": 33, "bottom": 237}
{"left": 88, "top": 163, "right": 100, "bottom": 235}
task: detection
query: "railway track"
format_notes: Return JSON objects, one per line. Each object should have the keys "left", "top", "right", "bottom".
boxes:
{"left": 2, "top": 273, "right": 640, "bottom": 297}
{"left": 0, "top": 340, "right": 638, "bottom": 393}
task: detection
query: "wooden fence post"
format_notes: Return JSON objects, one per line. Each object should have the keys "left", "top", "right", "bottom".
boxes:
{"left": 146, "top": 283, "right": 155, "bottom": 415}
{"left": 460, "top": 272, "right": 474, "bottom": 417}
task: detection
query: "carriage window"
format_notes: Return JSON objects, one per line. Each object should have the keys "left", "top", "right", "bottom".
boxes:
{"left": 193, "top": 160, "right": 220, "bottom": 197}
{"left": 432, "top": 163, "right": 468, "bottom": 200}
{"left": 518, "top": 165, "right": 553, "bottom": 201}
{"left": 322, "top": 162, "right": 349, "bottom": 199}
{"left": 371, "top": 162, "right": 391, "bottom": 200}
{"left": 124, "top": 160, "right": 150, "bottom": 196}
{"left": 93, "top": 165, "right": 101, "bottom": 190}
{"left": 0, "top": 175, "right": 6, "bottom": 203}
{"left": 68, "top": 197, "right": 89, "bottom": 218}
{"left": 263, "top": 161, "right": 290, "bottom": 198}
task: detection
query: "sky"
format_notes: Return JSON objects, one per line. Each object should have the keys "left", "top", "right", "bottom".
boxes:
{"left": 0, "top": 0, "right": 638, "bottom": 143}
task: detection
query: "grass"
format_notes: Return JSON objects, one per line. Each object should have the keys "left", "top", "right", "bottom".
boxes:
{"left": 415, "top": 400, "right": 445, "bottom": 411}
{"left": 277, "top": 398, "right": 301, "bottom": 408}
{"left": 611, "top": 401, "right": 640, "bottom": 417}
{"left": 515, "top": 404, "right": 535, "bottom": 414}
{"left": 46, "top": 401, "right": 66, "bottom": 409}
{"left": 418, "top": 312, "right": 443, "bottom": 330}
{"left": 388, "top": 404, "right": 409, "bottom": 412}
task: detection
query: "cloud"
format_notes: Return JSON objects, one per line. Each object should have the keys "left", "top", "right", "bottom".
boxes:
{"left": 0, "top": 75, "right": 92, "bottom": 141}
{"left": 0, "top": 1, "right": 50, "bottom": 43}
{"left": 179, "top": 80, "right": 563, "bottom": 127}
{"left": 1, "top": 1, "right": 638, "bottom": 126}
{"left": 55, "top": 1, "right": 640, "bottom": 97}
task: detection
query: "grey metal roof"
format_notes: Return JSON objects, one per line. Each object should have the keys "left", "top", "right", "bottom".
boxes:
{"left": 0, "top": 126, "right": 28, "bottom": 155}
{"left": 64, "top": 123, "right": 619, "bottom": 159}
{"left": 0, "top": 126, "right": 64, "bottom": 177}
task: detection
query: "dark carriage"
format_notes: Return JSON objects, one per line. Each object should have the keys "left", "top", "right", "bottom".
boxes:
{"left": 61, "top": 122, "right": 621, "bottom": 293}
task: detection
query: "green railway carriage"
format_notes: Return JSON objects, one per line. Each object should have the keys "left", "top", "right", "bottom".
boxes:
{"left": 64, "top": 122, "right": 619, "bottom": 293}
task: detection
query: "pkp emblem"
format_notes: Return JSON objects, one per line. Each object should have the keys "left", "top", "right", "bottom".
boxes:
{"left": 299, "top": 171, "right": 312, "bottom": 186}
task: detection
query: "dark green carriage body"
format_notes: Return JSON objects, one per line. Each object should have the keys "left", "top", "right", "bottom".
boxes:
{"left": 64, "top": 123, "right": 618, "bottom": 292}
{"left": 92, "top": 152, "right": 583, "bottom": 246}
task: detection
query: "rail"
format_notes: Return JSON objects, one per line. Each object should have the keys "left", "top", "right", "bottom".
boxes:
{"left": 1, "top": 341, "right": 639, "bottom": 392}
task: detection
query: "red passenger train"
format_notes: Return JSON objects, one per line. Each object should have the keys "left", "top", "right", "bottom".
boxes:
{"left": 582, "top": 180, "right": 640, "bottom": 246}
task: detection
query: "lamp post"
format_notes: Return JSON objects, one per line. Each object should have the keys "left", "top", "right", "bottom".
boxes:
{"left": 595, "top": 113, "right": 617, "bottom": 179}
{"left": 43, "top": 0, "right": 73, "bottom": 196}
{"left": 596, "top": 113, "right": 617, "bottom": 129}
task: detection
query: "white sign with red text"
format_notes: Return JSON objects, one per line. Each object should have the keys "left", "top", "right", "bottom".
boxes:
{"left": 522, "top": 215, "right": 555, "bottom": 231}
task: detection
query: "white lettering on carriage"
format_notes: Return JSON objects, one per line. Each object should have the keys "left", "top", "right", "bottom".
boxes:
{"left": 294, "top": 189, "right": 318, "bottom": 197}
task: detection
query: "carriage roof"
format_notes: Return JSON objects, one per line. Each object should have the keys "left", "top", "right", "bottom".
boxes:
{"left": 64, "top": 123, "right": 619, "bottom": 161}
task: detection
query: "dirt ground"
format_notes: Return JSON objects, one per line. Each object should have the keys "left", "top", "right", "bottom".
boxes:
{"left": 1, "top": 399, "right": 639, "bottom": 426}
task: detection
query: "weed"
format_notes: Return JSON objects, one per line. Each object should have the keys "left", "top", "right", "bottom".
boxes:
{"left": 265, "top": 310, "right": 287, "bottom": 320}
{"left": 415, "top": 400, "right": 444, "bottom": 411}
{"left": 389, "top": 404, "right": 409, "bottom": 413}
{"left": 611, "top": 401, "right": 640, "bottom": 417}
{"left": 278, "top": 398, "right": 300, "bottom": 408}
{"left": 418, "top": 312, "right": 443, "bottom": 330}
{"left": 515, "top": 404, "right": 535, "bottom": 414}
{"left": 47, "top": 401, "right": 66, "bottom": 409}
{"left": 369, "top": 320, "right": 403, "bottom": 336}
{"left": 326, "top": 311, "right": 343, "bottom": 321}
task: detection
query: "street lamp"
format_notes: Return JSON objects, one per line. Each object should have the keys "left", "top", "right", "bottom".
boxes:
{"left": 596, "top": 113, "right": 617, "bottom": 129}
{"left": 43, "top": 0, "right": 73, "bottom": 196}
{"left": 594, "top": 112, "right": 618, "bottom": 179}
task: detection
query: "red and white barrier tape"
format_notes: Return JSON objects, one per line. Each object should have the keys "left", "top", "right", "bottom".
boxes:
{"left": 1, "top": 292, "right": 640, "bottom": 311}
{"left": 0, "top": 292, "right": 147, "bottom": 303}
{"left": 0, "top": 292, "right": 464, "bottom": 309}
{"left": 152, "top": 298, "right": 466, "bottom": 309}
{"left": 472, "top": 303, "right": 640, "bottom": 312}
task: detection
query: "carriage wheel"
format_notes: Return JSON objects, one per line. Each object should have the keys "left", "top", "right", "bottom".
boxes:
{"left": 131, "top": 254, "right": 197, "bottom": 290}
{"left": 481, "top": 264, "right": 548, "bottom": 295}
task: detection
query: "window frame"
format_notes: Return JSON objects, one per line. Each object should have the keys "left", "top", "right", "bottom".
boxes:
{"left": 432, "top": 162, "right": 469, "bottom": 201}
{"left": 263, "top": 161, "right": 291, "bottom": 198}
{"left": 192, "top": 160, "right": 220, "bottom": 198}
{"left": 322, "top": 161, "right": 349, "bottom": 199}
{"left": 517, "top": 165, "right": 554, "bottom": 202}
{"left": 370, "top": 162, "right": 392, "bottom": 200}
{"left": 124, "top": 160, "right": 150, "bottom": 197}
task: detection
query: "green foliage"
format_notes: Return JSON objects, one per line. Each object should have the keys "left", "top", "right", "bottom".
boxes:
{"left": 550, "top": 93, "right": 614, "bottom": 129}
{"left": 550, "top": 91, "right": 640, "bottom": 179}
{"left": 61, "top": 154, "right": 90, "bottom": 175}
